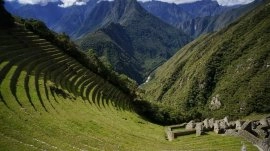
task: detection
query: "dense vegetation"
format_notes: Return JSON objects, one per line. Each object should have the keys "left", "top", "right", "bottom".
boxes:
{"left": 142, "top": 0, "right": 270, "bottom": 123}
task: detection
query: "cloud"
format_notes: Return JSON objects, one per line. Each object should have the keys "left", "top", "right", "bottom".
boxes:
{"left": 14, "top": 0, "right": 57, "bottom": 5}
{"left": 139, "top": 0, "right": 255, "bottom": 6}
{"left": 139, "top": 0, "right": 202, "bottom": 4}
{"left": 6, "top": 0, "right": 255, "bottom": 7}
{"left": 6, "top": 0, "right": 89, "bottom": 7}
{"left": 216, "top": 0, "right": 255, "bottom": 6}
{"left": 97, "top": 0, "right": 113, "bottom": 3}
{"left": 58, "top": 0, "right": 89, "bottom": 7}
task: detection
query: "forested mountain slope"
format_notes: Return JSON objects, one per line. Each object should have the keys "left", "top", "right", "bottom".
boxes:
{"left": 142, "top": 0, "right": 270, "bottom": 120}
{"left": 79, "top": 0, "right": 190, "bottom": 83}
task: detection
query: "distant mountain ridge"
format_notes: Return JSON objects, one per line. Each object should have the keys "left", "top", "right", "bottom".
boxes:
{"left": 5, "top": 0, "right": 190, "bottom": 83}
{"left": 5, "top": 0, "right": 101, "bottom": 38}
{"left": 141, "top": 0, "right": 262, "bottom": 38}
{"left": 5, "top": 0, "right": 259, "bottom": 39}
{"left": 78, "top": 0, "right": 190, "bottom": 83}
{"left": 4, "top": 0, "right": 262, "bottom": 83}
{"left": 177, "top": 0, "right": 263, "bottom": 38}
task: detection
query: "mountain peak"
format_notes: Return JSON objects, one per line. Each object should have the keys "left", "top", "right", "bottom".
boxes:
{"left": 105, "top": 0, "right": 145, "bottom": 24}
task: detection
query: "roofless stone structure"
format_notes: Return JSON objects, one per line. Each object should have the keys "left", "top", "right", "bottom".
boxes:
{"left": 165, "top": 116, "right": 270, "bottom": 151}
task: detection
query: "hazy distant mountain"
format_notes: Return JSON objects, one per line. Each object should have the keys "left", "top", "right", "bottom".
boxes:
{"left": 4, "top": 2, "right": 63, "bottom": 27}
{"left": 178, "top": 0, "right": 263, "bottom": 38}
{"left": 79, "top": 0, "right": 190, "bottom": 83}
{"left": 140, "top": 1, "right": 192, "bottom": 26}
{"left": 6, "top": 0, "right": 259, "bottom": 39}
{"left": 140, "top": 0, "right": 231, "bottom": 32}
{"left": 51, "top": 0, "right": 100, "bottom": 37}
{"left": 141, "top": 0, "right": 261, "bottom": 38}
{"left": 5, "top": 0, "right": 100, "bottom": 38}
{"left": 140, "top": 0, "right": 228, "bottom": 25}
{"left": 177, "top": 0, "right": 230, "bottom": 17}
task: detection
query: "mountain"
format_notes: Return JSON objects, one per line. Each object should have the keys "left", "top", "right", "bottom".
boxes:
{"left": 4, "top": 0, "right": 101, "bottom": 38}
{"left": 141, "top": 0, "right": 261, "bottom": 38}
{"left": 4, "top": 2, "right": 63, "bottom": 27}
{"left": 142, "top": 0, "right": 270, "bottom": 120}
{"left": 78, "top": 0, "right": 190, "bottom": 83}
{"left": 0, "top": 21, "right": 259, "bottom": 151}
{"left": 177, "top": 0, "right": 232, "bottom": 17}
{"left": 5, "top": 0, "right": 190, "bottom": 83}
{"left": 0, "top": 3, "right": 260, "bottom": 150}
{"left": 51, "top": 0, "right": 100, "bottom": 38}
{"left": 6, "top": 0, "right": 260, "bottom": 39}
{"left": 140, "top": 0, "right": 228, "bottom": 25}
{"left": 140, "top": 1, "right": 193, "bottom": 27}
{"left": 5, "top": 0, "right": 254, "bottom": 39}
{"left": 179, "top": 0, "right": 264, "bottom": 38}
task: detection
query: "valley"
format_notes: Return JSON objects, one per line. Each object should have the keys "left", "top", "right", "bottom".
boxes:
{"left": 0, "top": 13, "right": 257, "bottom": 151}
{"left": 1, "top": 0, "right": 270, "bottom": 150}
{"left": 5, "top": 0, "right": 262, "bottom": 83}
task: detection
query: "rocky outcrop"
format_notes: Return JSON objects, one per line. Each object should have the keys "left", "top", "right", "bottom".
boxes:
{"left": 209, "top": 94, "right": 222, "bottom": 110}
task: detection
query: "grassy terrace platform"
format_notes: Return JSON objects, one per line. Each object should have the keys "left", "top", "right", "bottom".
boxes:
{"left": 0, "top": 25, "right": 259, "bottom": 150}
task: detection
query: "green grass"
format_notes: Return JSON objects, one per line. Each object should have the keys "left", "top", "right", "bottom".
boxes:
{"left": 0, "top": 101, "right": 258, "bottom": 151}
{"left": 0, "top": 25, "right": 259, "bottom": 150}
{"left": 242, "top": 113, "right": 270, "bottom": 121}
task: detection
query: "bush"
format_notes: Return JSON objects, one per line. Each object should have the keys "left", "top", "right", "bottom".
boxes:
{"left": 132, "top": 99, "right": 186, "bottom": 125}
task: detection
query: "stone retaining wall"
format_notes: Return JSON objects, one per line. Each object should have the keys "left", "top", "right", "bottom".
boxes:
{"left": 165, "top": 116, "right": 270, "bottom": 150}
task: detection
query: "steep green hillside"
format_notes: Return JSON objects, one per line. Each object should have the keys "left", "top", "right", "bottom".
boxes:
{"left": 79, "top": 0, "right": 190, "bottom": 83}
{"left": 79, "top": 23, "right": 143, "bottom": 82}
{"left": 0, "top": 22, "right": 257, "bottom": 151}
{"left": 0, "top": 5, "right": 258, "bottom": 151}
{"left": 143, "top": 0, "right": 270, "bottom": 121}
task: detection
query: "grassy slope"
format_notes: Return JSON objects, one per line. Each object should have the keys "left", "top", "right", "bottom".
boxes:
{"left": 0, "top": 25, "right": 258, "bottom": 150}
{"left": 142, "top": 0, "right": 270, "bottom": 119}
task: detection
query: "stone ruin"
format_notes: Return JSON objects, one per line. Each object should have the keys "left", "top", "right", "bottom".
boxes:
{"left": 165, "top": 116, "right": 270, "bottom": 151}
{"left": 195, "top": 122, "right": 204, "bottom": 136}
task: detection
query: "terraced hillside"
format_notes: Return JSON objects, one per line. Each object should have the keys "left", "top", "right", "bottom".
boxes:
{"left": 0, "top": 23, "right": 259, "bottom": 150}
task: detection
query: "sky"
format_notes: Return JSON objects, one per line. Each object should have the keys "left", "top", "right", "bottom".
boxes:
{"left": 139, "top": 0, "right": 255, "bottom": 6}
{"left": 6, "top": 0, "right": 255, "bottom": 8}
